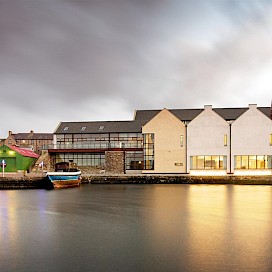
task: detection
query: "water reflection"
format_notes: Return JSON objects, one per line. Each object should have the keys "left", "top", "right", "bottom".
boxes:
{"left": 0, "top": 185, "right": 271, "bottom": 272}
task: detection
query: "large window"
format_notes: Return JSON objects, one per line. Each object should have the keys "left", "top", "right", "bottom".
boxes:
{"left": 126, "top": 151, "right": 143, "bottom": 170}
{"left": 235, "top": 155, "right": 272, "bottom": 169}
{"left": 53, "top": 153, "right": 105, "bottom": 167}
{"left": 55, "top": 133, "right": 143, "bottom": 149}
{"left": 190, "top": 156, "right": 227, "bottom": 170}
{"left": 143, "top": 134, "right": 154, "bottom": 170}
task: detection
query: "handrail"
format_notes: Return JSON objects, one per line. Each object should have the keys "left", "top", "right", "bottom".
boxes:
{"left": 47, "top": 142, "right": 143, "bottom": 149}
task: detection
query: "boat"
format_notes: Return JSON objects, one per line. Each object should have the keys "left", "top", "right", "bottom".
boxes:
{"left": 46, "top": 161, "right": 81, "bottom": 189}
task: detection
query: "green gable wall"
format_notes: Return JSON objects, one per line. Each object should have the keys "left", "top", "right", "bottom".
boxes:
{"left": 0, "top": 146, "right": 37, "bottom": 172}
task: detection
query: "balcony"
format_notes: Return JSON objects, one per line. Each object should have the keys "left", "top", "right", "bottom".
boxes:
{"left": 48, "top": 142, "right": 143, "bottom": 150}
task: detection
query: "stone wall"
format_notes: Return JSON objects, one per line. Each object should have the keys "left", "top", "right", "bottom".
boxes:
{"left": 105, "top": 151, "right": 125, "bottom": 174}
{"left": 79, "top": 166, "right": 105, "bottom": 175}
{"left": 0, "top": 177, "right": 53, "bottom": 189}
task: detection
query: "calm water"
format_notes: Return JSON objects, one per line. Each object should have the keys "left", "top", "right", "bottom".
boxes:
{"left": 0, "top": 184, "right": 272, "bottom": 272}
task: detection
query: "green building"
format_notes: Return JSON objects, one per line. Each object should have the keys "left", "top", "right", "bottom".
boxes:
{"left": 0, "top": 145, "right": 39, "bottom": 173}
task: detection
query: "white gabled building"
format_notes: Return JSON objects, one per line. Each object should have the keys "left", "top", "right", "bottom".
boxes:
{"left": 231, "top": 104, "right": 272, "bottom": 175}
{"left": 187, "top": 105, "right": 230, "bottom": 175}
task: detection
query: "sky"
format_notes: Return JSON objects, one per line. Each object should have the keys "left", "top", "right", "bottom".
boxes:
{"left": 1, "top": 0, "right": 272, "bottom": 138}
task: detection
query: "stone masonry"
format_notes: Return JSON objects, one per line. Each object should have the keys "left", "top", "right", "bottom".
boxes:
{"left": 105, "top": 151, "right": 125, "bottom": 174}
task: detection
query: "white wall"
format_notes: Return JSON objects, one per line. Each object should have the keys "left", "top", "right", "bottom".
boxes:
{"left": 187, "top": 105, "right": 230, "bottom": 174}
{"left": 231, "top": 104, "right": 272, "bottom": 174}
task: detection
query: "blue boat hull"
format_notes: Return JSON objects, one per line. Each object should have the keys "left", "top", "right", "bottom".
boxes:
{"left": 46, "top": 171, "right": 81, "bottom": 188}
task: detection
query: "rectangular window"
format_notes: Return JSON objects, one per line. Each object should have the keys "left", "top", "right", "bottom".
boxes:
{"left": 270, "top": 134, "right": 272, "bottom": 145}
{"left": 143, "top": 133, "right": 154, "bottom": 170}
{"left": 190, "top": 156, "right": 227, "bottom": 170}
{"left": 125, "top": 151, "right": 143, "bottom": 170}
{"left": 235, "top": 155, "right": 272, "bottom": 169}
{"left": 224, "top": 134, "right": 227, "bottom": 146}
{"left": 180, "top": 135, "right": 184, "bottom": 147}
{"left": 249, "top": 155, "right": 256, "bottom": 169}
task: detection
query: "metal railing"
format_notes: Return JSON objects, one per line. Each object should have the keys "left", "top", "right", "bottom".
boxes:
{"left": 47, "top": 142, "right": 143, "bottom": 149}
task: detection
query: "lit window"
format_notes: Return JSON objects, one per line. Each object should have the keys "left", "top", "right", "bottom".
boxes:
{"left": 180, "top": 135, "right": 184, "bottom": 147}
{"left": 64, "top": 127, "right": 69, "bottom": 131}
{"left": 224, "top": 134, "right": 227, "bottom": 146}
{"left": 270, "top": 134, "right": 272, "bottom": 145}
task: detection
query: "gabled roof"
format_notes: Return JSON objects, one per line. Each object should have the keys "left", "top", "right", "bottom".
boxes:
{"left": 54, "top": 120, "right": 148, "bottom": 134}
{"left": 134, "top": 107, "right": 271, "bottom": 122}
{"left": 134, "top": 109, "right": 203, "bottom": 122}
{"left": 13, "top": 133, "right": 53, "bottom": 140}
{"left": 6, "top": 145, "right": 39, "bottom": 158}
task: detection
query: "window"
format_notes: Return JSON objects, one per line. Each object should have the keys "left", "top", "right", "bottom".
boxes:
{"left": 143, "top": 133, "right": 154, "bottom": 170}
{"left": 235, "top": 155, "right": 272, "bottom": 169}
{"left": 224, "top": 134, "right": 227, "bottom": 146}
{"left": 53, "top": 153, "right": 105, "bottom": 167}
{"left": 180, "top": 135, "right": 184, "bottom": 147}
{"left": 81, "top": 126, "right": 86, "bottom": 131}
{"left": 190, "top": 156, "right": 227, "bottom": 170}
{"left": 64, "top": 127, "right": 69, "bottom": 131}
{"left": 270, "top": 134, "right": 272, "bottom": 145}
{"left": 99, "top": 126, "right": 104, "bottom": 130}
{"left": 126, "top": 151, "right": 143, "bottom": 170}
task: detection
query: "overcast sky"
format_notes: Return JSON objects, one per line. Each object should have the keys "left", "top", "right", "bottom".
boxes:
{"left": 1, "top": 0, "right": 272, "bottom": 138}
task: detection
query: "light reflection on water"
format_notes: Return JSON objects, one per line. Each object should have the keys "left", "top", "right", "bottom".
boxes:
{"left": 0, "top": 184, "right": 272, "bottom": 272}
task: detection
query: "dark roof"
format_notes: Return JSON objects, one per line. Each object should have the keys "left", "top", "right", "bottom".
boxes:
{"left": 13, "top": 133, "right": 53, "bottom": 140}
{"left": 134, "top": 109, "right": 203, "bottom": 122}
{"left": 54, "top": 120, "right": 148, "bottom": 134}
{"left": 134, "top": 107, "right": 271, "bottom": 122}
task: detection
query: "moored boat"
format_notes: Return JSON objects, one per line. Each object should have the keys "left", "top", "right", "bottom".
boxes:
{"left": 46, "top": 161, "right": 81, "bottom": 189}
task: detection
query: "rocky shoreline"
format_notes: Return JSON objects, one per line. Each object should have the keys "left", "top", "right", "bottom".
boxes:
{"left": 0, "top": 175, "right": 272, "bottom": 189}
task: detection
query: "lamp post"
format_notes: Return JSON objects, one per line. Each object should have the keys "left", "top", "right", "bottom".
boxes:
{"left": 2, "top": 159, "right": 6, "bottom": 178}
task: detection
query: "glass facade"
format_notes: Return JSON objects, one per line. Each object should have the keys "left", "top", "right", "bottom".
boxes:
{"left": 53, "top": 153, "right": 105, "bottom": 167}
{"left": 55, "top": 133, "right": 143, "bottom": 149}
{"left": 53, "top": 133, "right": 143, "bottom": 170}
{"left": 235, "top": 155, "right": 272, "bottom": 169}
{"left": 190, "top": 156, "right": 227, "bottom": 170}
{"left": 143, "top": 134, "right": 154, "bottom": 170}
{"left": 125, "top": 151, "right": 143, "bottom": 170}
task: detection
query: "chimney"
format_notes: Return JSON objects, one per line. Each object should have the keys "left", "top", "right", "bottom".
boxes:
{"left": 248, "top": 104, "right": 257, "bottom": 109}
{"left": 30, "top": 130, "right": 34, "bottom": 137}
{"left": 8, "top": 130, "right": 12, "bottom": 136}
{"left": 204, "top": 105, "right": 212, "bottom": 110}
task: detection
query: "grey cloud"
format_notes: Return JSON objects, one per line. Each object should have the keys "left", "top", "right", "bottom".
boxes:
{"left": 1, "top": 0, "right": 272, "bottom": 137}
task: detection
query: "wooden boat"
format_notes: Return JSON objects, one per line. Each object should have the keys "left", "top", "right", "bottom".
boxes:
{"left": 46, "top": 162, "right": 81, "bottom": 189}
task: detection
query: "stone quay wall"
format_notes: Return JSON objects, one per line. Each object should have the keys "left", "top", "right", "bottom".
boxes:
{"left": 1, "top": 174, "right": 272, "bottom": 189}
{"left": 0, "top": 177, "right": 53, "bottom": 190}
{"left": 82, "top": 175, "right": 272, "bottom": 185}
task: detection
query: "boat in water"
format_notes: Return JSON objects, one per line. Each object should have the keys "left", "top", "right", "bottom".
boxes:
{"left": 46, "top": 161, "right": 81, "bottom": 189}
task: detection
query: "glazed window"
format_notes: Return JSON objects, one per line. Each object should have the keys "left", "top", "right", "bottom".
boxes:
{"left": 224, "top": 134, "right": 227, "bottom": 146}
{"left": 235, "top": 155, "right": 272, "bottom": 169}
{"left": 190, "top": 156, "right": 227, "bottom": 170}
{"left": 180, "top": 135, "right": 184, "bottom": 147}
{"left": 143, "top": 133, "right": 154, "bottom": 170}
